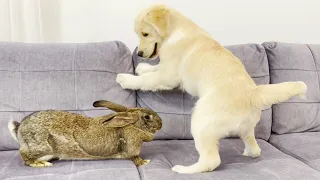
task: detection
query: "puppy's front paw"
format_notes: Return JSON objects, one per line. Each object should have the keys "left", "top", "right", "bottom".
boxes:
{"left": 136, "top": 63, "right": 153, "bottom": 75}
{"left": 116, "top": 73, "right": 139, "bottom": 90}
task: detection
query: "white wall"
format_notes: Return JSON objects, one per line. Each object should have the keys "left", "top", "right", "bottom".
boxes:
{"left": 58, "top": 0, "right": 320, "bottom": 51}
{"left": 1, "top": 0, "right": 319, "bottom": 51}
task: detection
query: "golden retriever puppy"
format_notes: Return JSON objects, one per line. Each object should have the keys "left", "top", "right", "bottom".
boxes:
{"left": 116, "top": 4, "right": 307, "bottom": 174}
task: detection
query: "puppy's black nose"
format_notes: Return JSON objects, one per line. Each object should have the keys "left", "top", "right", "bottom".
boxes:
{"left": 137, "top": 51, "right": 143, "bottom": 57}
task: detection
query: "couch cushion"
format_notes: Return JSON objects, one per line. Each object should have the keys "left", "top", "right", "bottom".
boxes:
{"left": 269, "top": 132, "right": 320, "bottom": 171}
{"left": 263, "top": 42, "right": 320, "bottom": 134}
{"left": 0, "top": 151, "right": 141, "bottom": 180}
{"left": 0, "top": 41, "right": 135, "bottom": 151}
{"left": 139, "top": 139, "right": 320, "bottom": 180}
{"left": 133, "top": 44, "right": 272, "bottom": 140}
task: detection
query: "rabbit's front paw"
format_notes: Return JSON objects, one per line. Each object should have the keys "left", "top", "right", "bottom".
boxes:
{"left": 142, "top": 159, "right": 151, "bottom": 165}
{"left": 131, "top": 156, "right": 150, "bottom": 166}
{"left": 116, "top": 73, "right": 140, "bottom": 90}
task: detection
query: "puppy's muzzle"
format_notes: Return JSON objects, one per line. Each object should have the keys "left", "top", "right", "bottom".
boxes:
{"left": 137, "top": 51, "right": 144, "bottom": 57}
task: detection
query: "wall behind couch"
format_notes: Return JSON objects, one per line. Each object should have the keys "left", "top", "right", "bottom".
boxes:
{"left": 1, "top": 0, "right": 319, "bottom": 51}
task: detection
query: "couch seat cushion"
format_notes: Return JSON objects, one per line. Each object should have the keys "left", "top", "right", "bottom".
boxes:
{"left": 0, "top": 151, "right": 140, "bottom": 180}
{"left": 269, "top": 132, "right": 320, "bottom": 171}
{"left": 139, "top": 139, "right": 320, "bottom": 180}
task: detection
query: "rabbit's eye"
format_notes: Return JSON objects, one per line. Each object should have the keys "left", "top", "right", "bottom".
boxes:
{"left": 144, "top": 115, "right": 151, "bottom": 120}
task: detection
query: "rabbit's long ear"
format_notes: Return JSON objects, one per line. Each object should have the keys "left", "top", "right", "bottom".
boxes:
{"left": 93, "top": 100, "right": 128, "bottom": 112}
{"left": 102, "top": 113, "right": 138, "bottom": 127}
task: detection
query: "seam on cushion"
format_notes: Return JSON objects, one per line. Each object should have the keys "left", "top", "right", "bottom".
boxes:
{"left": 263, "top": 48, "right": 272, "bottom": 141}
{"left": 131, "top": 52, "right": 138, "bottom": 108}
{"left": 307, "top": 44, "right": 320, "bottom": 92}
{"left": 116, "top": 41, "right": 133, "bottom": 74}
{"left": 68, "top": 160, "right": 73, "bottom": 180}
{"left": 269, "top": 142, "right": 320, "bottom": 171}
{"left": 276, "top": 101, "right": 320, "bottom": 104}
{"left": 120, "top": 52, "right": 133, "bottom": 74}
{"left": 159, "top": 150, "right": 174, "bottom": 168}
{"left": 307, "top": 44, "right": 320, "bottom": 131}
{"left": 270, "top": 68, "right": 319, "bottom": 72}
{"left": 182, "top": 91, "right": 186, "bottom": 139}
{"left": 136, "top": 93, "right": 152, "bottom": 109}
{"left": 137, "top": 167, "right": 146, "bottom": 180}
{"left": 152, "top": 93, "right": 169, "bottom": 104}
{"left": 181, "top": 142, "right": 198, "bottom": 163}
{"left": 0, "top": 69, "right": 119, "bottom": 74}
{"left": 0, "top": 109, "right": 113, "bottom": 112}
{"left": 252, "top": 75, "right": 269, "bottom": 79}
{"left": 308, "top": 103, "right": 320, "bottom": 131}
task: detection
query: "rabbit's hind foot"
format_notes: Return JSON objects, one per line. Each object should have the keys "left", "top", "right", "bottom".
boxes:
{"left": 131, "top": 156, "right": 150, "bottom": 166}
{"left": 26, "top": 160, "right": 53, "bottom": 168}
{"left": 21, "top": 153, "right": 54, "bottom": 168}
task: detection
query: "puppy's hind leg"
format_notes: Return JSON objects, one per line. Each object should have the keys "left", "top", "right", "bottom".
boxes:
{"left": 172, "top": 133, "right": 221, "bottom": 174}
{"left": 240, "top": 111, "right": 261, "bottom": 158}
{"left": 172, "top": 109, "right": 221, "bottom": 174}
{"left": 240, "top": 112, "right": 261, "bottom": 158}
{"left": 241, "top": 128, "right": 261, "bottom": 158}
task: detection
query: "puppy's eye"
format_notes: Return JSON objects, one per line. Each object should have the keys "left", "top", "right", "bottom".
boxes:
{"left": 142, "top": 32, "right": 149, "bottom": 37}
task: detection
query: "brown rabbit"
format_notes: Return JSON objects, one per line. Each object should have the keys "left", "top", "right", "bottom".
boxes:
{"left": 8, "top": 100, "right": 162, "bottom": 168}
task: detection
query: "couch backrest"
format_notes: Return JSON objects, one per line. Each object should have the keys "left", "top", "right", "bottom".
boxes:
{"left": 0, "top": 41, "right": 135, "bottom": 150}
{"left": 133, "top": 44, "right": 272, "bottom": 140}
{"left": 263, "top": 42, "right": 320, "bottom": 134}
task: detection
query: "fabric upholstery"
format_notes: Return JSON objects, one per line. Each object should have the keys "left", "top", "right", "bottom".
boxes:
{"left": 269, "top": 132, "right": 320, "bottom": 171}
{"left": 0, "top": 150, "right": 141, "bottom": 180}
{"left": 0, "top": 41, "right": 136, "bottom": 151}
{"left": 263, "top": 42, "right": 320, "bottom": 134}
{"left": 138, "top": 139, "right": 320, "bottom": 180}
{"left": 133, "top": 44, "right": 272, "bottom": 140}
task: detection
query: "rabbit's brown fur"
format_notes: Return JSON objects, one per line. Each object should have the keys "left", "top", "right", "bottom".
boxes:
{"left": 9, "top": 100, "right": 162, "bottom": 168}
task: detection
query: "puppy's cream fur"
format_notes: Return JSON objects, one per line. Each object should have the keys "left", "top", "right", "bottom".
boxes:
{"left": 116, "top": 4, "right": 307, "bottom": 174}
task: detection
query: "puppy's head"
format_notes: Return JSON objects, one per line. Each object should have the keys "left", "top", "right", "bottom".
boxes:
{"left": 135, "top": 4, "right": 169, "bottom": 59}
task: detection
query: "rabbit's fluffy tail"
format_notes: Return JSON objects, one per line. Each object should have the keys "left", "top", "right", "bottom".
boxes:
{"left": 8, "top": 120, "right": 20, "bottom": 142}
{"left": 252, "top": 81, "right": 307, "bottom": 110}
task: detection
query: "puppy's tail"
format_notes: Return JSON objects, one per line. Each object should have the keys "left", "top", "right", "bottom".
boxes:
{"left": 252, "top": 81, "right": 307, "bottom": 110}
{"left": 8, "top": 120, "right": 20, "bottom": 142}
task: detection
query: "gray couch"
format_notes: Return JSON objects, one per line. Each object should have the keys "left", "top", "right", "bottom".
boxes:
{"left": 0, "top": 41, "right": 319, "bottom": 180}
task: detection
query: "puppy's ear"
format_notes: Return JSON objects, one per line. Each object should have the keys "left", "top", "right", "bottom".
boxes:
{"left": 145, "top": 5, "right": 169, "bottom": 37}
